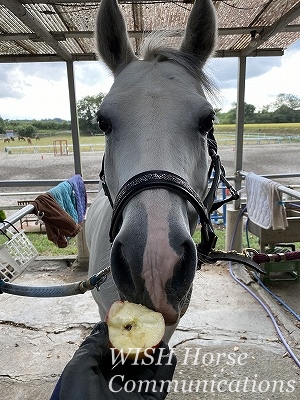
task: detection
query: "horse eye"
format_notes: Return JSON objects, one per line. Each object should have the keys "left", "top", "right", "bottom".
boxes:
{"left": 97, "top": 115, "right": 111, "bottom": 134}
{"left": 199, "top": 115, "right": 215, "bottom": 135}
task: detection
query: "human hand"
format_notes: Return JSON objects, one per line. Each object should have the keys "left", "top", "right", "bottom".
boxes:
{"left": 51, "top": 322, "right": 177, "bottom": 400}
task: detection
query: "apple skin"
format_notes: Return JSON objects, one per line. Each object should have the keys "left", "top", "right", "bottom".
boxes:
{"left": 105, "top": 300, "right": 165, "bottom": 360}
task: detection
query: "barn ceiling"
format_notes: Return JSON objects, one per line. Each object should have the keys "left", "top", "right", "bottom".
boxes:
{"left": 0, "top": 0, "right": 300, "bottom": 63}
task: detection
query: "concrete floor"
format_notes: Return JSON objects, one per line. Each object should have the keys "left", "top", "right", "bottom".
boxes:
{"left": 0, "top": 259, "right": 300, "bottom": 399}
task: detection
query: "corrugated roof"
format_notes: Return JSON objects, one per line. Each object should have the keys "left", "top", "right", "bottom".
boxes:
{"left": 0, "top": 0, "right": 300, "bottom": 63}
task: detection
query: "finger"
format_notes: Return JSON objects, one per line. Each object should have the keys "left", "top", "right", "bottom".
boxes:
{"left": 90, "top": 321, "right": 109, "bottom": 337}
{"left": 76, "top": 322, "right": 110, "bottom": 362}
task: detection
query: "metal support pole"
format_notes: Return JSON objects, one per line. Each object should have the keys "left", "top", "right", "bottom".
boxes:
{"left": 66, "top": 61, "right": 88, "bottom": 267}
{"left": 234, "top": 55, "right": 247, "bottom": 210}
{"left": 66, "top": 61, "right": 82, "bottom": 176}
{"left": 225, "top": 56, "right": 247, "bottom": 252}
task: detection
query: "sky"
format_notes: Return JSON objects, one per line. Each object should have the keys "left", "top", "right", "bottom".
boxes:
{"left": 0, "top": 39, "right": 299, "bottom": 121}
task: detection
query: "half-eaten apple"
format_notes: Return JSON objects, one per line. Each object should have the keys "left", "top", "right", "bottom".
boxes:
{"left": 106, "top": 300, "right": 165, "bottom": 359}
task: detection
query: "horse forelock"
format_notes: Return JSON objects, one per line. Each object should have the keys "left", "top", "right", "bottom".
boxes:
{"left": 138, "top": 32, "right": 218, "bottom": 101}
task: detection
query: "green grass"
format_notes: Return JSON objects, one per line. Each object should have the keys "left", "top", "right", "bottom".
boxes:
{"left": 212, "top": 123, "right": 300, "bottom": 145}
{"left": 1, "top": 227, "right": 299, "bottom": 259}
{"left": 30, "top": 225, "right": 259, "bottom": 256}
{"left": 0, "top": 231, "right": 78, "bottom": 256}
{"left": 192, "top": 225, "right": 259, "bottom": 251}
{"left": 26, "top": 233, "right": 78, "bottom": 256}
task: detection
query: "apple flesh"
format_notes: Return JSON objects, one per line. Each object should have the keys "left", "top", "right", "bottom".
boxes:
{"left": 106, "top": 300, "right": 165, "bottom": 359}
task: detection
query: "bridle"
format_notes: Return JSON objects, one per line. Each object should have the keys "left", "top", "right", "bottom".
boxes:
{"left": 100, "top": 128, "right": 248, "bottom": 269}
{"left": 0, "top": 130, "right": 266, "bottom": 300}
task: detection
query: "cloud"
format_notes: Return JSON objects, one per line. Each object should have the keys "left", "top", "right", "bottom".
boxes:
{"left": 245, "top": 47, "right": 300, "bottom": 110}
{"left": 207, "top": 57, "right": 238, "bottom": 90}
{"left": 0, "top": 76, "right": 71, "bottom": 120}
{"left": 246, "top": 56, "right": 282, "bottom": 79}
{"left": 0, "top": 65, "right": 24, "bottom": 99}
{"left": 0, "top": 60, "right": 113, "bottom": 120}
{"left": 18, "top": 62, "right": 67, "bottom": 81}
{"left": 207, "top": 39, "right": 300, "bottom": 111}
{"left": 75, "top": 60, "right": 112, "bottom": 86}
{"left": 287, "top": 39, "right": 300, "bottom": 53}
{"left": 0, "top": 62, "right": 68, "bottom": 102}
{"left": 74, "top": 61, "right": 114, "bottom": 102}
{"left": 0, "top": 38, "right": 299, "bottom": 119}
{"left": 208, "top": 55, "right": 283, "bottom": 90}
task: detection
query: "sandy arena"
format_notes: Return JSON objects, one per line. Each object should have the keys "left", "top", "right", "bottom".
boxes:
{"left": 0, "top": 142, "right": 300, "bottom": 203}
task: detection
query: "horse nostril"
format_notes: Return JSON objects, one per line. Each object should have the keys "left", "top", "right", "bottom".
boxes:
{"left": 167, "top": 237, "right": 197, "bottom": 297}
{"left": 110, "top": 238, "right": 134, "bottom": 295}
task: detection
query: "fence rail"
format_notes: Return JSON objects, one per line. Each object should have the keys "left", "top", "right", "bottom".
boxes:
{"left": 4, "top": 143, "right": 105, "bottom": 154}
{"left": 215, "top": 134, "right": 300, "bottom": 146}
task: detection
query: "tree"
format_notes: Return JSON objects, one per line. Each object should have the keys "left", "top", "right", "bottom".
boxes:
{"left": 16, "top": 124, "right": 37, "bottom": 137}
{"left": 271, "top": 105, "right": 300, "bottom": 123}
{"left": 244, "top": 103, "right": 256, "bottom": 123}
{"left": 272, "top": 93, "right": 300, "bottom": 111}
{"left": 77, "top": 93, "right": 106, "bottom": 135}
{"left": 217, "top": 103, "right": 237, "bottom": 124}
{"left": 0, "top": 116, "right": 5, "bottom": 135}
{"left": 217, "top": 94, "right": 300, "bottom": 124}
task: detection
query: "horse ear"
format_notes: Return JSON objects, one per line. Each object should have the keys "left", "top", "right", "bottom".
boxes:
{"left": 180, "top": 0, "right": 217, "bottom": 66}
{"left": 95, "top": 0, "right": 137, "bottom": 74}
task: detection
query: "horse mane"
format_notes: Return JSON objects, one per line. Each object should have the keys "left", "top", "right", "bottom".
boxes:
{"left": 138, "top": 31, "right": 218, "bottom": 100}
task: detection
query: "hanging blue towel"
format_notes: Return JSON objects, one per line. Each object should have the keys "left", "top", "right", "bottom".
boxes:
{"left": 48, "top": 181, "right": 78, "bottom": 223}
{"left": 68, "top": 175, "right": 87, "bottom": 223}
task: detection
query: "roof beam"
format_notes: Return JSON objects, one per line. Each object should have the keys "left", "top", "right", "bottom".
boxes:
{"left": 1, "top": 0, "right": 72, "bottom": 61}
{"left": 216, "top": 48, "right": 284, "bottom": 58}
{"left": 0, "top": 53, "right": 97, "bottom": 63}
{"left": 1, "top": 25, "right": 299, "bottom": 42}
{"left": 19, "top": 0, "right": 168, "bottom": 3}
{"left": 0, "top": 48, "right": 284, "bottom": 63}
{"left": 242, "top": 2, "right": 300, "bottom": 56}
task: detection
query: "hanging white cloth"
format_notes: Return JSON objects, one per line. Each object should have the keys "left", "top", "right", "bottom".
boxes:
{"left": 245, "top": 172, "right": 288, "bottom": 230}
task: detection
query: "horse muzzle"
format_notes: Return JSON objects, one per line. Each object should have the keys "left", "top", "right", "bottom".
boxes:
{"left": 110, "top": 189, "right": 198, "bottom": 326}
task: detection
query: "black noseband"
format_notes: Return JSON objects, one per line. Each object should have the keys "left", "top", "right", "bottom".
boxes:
{"left": 100, "top": 168, "right": 219, "bottom": 263}
{"left": 108, "top": 170, "right": 215, "bottom": 245}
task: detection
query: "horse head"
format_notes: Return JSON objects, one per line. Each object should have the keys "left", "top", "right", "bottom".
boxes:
{"left": 95, "top": 0, "right": 217, "bottom": 327}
